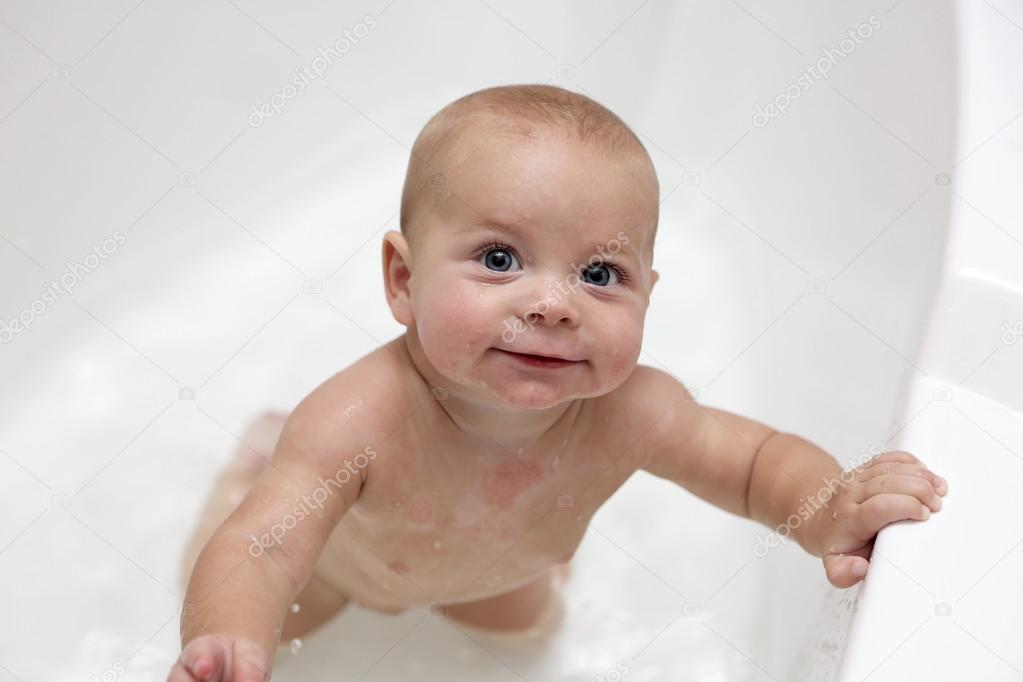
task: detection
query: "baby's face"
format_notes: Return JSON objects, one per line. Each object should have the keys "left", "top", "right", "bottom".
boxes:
{"left": 404, "top": 126, "right": 659, "bottom": 411}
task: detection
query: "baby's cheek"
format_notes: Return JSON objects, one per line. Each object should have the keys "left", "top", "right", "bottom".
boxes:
{"left": 418, "top": 286, "right": 495, "bottom": 377}
{"left": 604, "top": 347, "right": 636, "bottom": 385}
{"left": 602, "top": 318, "right": 644, "bottom": 379}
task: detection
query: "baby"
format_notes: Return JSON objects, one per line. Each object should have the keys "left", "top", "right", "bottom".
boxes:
{"left": 169, "top": 84, "right": 948, "bottom": 680}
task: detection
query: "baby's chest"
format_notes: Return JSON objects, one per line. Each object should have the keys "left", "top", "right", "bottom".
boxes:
{"left": 369, "top": 436, "right": 634, "bottom": 536}
{"left": 343, "top": 449, "right": 637, "bottom": 596}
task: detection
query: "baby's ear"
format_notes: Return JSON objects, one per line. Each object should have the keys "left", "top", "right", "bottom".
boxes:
{"left": 382, "top": 230, "right": 414, "bottom": 326}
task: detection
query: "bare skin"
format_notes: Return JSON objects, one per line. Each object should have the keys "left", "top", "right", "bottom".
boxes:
{"left": 172, "top": 339, "right": 671, "bottom": 681}
{"left": 180, "top": 336, "right": 633, "bottom": 634}
{"left": 170, "top": 123, "right": 948, "bottom": 681}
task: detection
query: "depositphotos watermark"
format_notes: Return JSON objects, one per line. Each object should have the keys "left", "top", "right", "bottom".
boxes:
{"left": 248, "top": 445, "right": 376, "bottom": 557}
{"left": 248, "top": 15, "right": 378, "bottom": 128}
{"left": 1, "top": 231, "right": 127, "bottom": 344}
{"left": 595, "top": 661, "right": 630, "bottom": 682}
{"left": 1002, "top": 320, "right": 1023, "bottom": 345}
{"left": 500, "top": 231, "right": 631, "bottom": 343}
{"left": 752, "top": 15, "right": 882, "bottom": 128}
{"left": 89, "top": 661, "right": 126, "bottom": 682}
{"left": 752, "top": 446, "right": 882, "bottom": 558}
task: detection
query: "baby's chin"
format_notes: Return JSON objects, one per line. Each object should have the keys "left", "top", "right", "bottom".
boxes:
{"left": 461, "top": 367, "right": 610, "bottom": 411}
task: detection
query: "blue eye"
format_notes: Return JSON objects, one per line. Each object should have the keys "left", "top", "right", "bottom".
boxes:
{"left": 479, "top": 245, "right": 520, "bottom": 272}
{"left": 580, "top": 262, "right": 621, "bottom": 286}
{"left": 474, "top": 242, "right": 628, "bottom": 285}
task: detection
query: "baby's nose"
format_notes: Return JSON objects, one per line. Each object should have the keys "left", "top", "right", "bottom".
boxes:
{"left": 522, "top": 277, "right": 579, "bottom": 327}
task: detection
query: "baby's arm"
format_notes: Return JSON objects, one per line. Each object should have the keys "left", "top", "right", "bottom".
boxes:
{"left": 172, "top": 393, "right": 365, "bottom": 679}
{"left": 635, "top": 367, "right": 947, "bottom": 587}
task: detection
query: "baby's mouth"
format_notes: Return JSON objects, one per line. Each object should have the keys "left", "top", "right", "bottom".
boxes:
{"left": 492, "top": 348, "right": 583, "bottom": 369}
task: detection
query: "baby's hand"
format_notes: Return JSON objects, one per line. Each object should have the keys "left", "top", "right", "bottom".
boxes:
{"left": 167, "top": 634, "right": 270, "bottom": 682}
{"left": 816, "top": 450, "right": 948, "bottom": 588}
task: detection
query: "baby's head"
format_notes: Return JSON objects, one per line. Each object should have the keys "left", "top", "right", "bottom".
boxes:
{"left": 383, "top": 84, "right": 660, "bottom": 411}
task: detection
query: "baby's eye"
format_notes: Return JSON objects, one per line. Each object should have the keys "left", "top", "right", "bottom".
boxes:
{"left": 480, "top": 246, "right": 520, "bottom": 272}
{"left": 580, "top": 262, "right": 621, "bottom": 286}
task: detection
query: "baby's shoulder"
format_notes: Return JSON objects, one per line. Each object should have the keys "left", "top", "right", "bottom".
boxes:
{"left": 589, "top": 364, "right": 697, "bottom": 459}
{"left": 282, "top": 337, "right": 420, "bottom": 454}
{"left": 602, "top": 363, "right": 694, "bottom": 412}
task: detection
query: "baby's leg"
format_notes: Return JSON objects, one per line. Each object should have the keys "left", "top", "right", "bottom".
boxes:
{"left": 179, "top": 411, "right": 350, "bottom": 644}
{"left": 443, "top": 562, "right": 571, "bottom": 639}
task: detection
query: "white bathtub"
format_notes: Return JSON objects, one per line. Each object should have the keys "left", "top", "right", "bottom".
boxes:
{"left": 832, "top": 195, "right": 1023, "bottom": 678}
{"left": 1, "top": 0, "right": 1019, "bottom": 679}
{"left": 803, "top": 269, "right": 1023, "bottom": 681}
{"left": 819, "top": 2, "right": 1023, "bottom": 679}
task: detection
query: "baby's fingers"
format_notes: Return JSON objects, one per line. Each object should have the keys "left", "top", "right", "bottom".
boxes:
{"left": 858, "top": 462, "right": 948, "bottom": 496}
{"left": 168, "top": 663, "right": 197, "bottom": 682}
{"left": 857, "top": 474, "right": 943, "bottom": 512}
{"left": 170, "top": 637, "right": 225, "bottom": 681}
{"left": 866, "top": 450, "right": 920, "bottom": 467}
{"left": 230, "top": 639, "right": 271, "bottom": 682}
{"left": 854, "top": 493, "right": 931, "bottom": 537}
{"left": 823, "top": 547, "right": 871, "bottom": 588}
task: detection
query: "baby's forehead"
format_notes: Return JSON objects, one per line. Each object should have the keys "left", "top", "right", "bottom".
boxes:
{"left": 406, "top": 103, "right": 659, "bottom": 256}
{"left": 451, "top": 131, "right": 655, "bottom": 217}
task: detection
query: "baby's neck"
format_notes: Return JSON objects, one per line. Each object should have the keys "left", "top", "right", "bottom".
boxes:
{"left": 439, "top": 392, "right": 585, "bottom": 453}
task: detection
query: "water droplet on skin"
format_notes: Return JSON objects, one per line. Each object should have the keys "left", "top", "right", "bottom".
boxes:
{"left": 290, "top": 602, "right": 301, "bottom": 613}
{"left": 433, "top": 540, "right": 442, "bottom": 550}
{"left": 343, "top": 398, "right": 363, "bottom": 419}
{"left": 290, "top": 638, "right": 302, "bottom": 654}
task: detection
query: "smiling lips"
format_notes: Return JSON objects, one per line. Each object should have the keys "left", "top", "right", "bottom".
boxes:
{"left": 494, "top": 348, "right": 582, "bottom": 369}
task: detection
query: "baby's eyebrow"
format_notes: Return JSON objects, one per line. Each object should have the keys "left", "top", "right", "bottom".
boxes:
{"left": 460, "top": 216, "right": 527, "bottom": 235}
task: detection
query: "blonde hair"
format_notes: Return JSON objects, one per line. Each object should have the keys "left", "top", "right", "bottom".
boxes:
{"left": 399, "top": 84, "right": 658, "bottom": 244}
